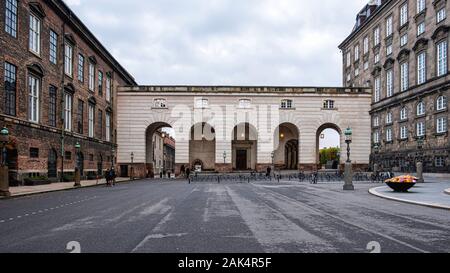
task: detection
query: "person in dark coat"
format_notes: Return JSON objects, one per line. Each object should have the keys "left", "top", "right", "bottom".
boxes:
{"left": 105, "top": 169, "right": 111, "bottom": 186}
{"left": 186, "top": 167, "right": 191, "bottom": 178}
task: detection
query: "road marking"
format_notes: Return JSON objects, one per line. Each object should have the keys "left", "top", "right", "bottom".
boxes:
{"left": 259, "top": 186, "right": 430, "bottom": 253}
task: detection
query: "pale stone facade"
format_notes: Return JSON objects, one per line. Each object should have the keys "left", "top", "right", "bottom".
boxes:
{"left": 117, "top": 86, "right": 372, "bottom": 177}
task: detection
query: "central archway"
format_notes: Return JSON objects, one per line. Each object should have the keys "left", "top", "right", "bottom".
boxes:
{"left": 273, "top": 123, "right": 300, "bottom": 170}
{"left": 316, "top": 123, "right": 342, "bottom": 170}
{"left": 232, "top": 123, "right": 258, "bottom": 171}
{"left": 189, "top": 122, "right": 216, "bottom": 172}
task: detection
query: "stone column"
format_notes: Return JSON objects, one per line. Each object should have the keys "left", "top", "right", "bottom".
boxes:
{"left": 343, "top": 162, "right": 354, "bottom": 190}
{"left": 0, "top": 166, "right": 10, "bottom": 197}
{"left": 416, "top": 162, "right": 424, "bottom": 183}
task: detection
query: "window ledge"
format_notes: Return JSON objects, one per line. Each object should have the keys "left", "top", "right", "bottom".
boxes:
{"left": 280, "top": 108, "right": 296, "bottom": 111}
{"left": 434, "top": 109, "right": 448, "bottom": 114}
{"left": 321, "top": 108, "right": 338, "bottom": 111}
{"left": 434, "top": 132, "right": 448, "bottom": 137}
{"left": 399, "top": 119, "right": 409, "bottom": 123}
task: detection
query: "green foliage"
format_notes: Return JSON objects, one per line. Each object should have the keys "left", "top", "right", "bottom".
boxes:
{"left": 319, "top": 147, "right": 341, "bottom": 165}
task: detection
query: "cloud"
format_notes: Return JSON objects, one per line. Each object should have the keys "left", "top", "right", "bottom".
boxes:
{"left": 64, "top": 0, "right": 368, "bottom": 86}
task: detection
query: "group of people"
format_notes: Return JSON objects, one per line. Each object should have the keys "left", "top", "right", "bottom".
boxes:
{"left": 105, "top": 168, "right": 116, "bottom": 187}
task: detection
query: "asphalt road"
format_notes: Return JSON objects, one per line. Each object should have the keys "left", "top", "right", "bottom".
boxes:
{"left": 0, "top": 179, "right": 449, "bottom": 253}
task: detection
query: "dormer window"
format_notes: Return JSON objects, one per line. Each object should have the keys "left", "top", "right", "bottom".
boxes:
{"left": 153, "top": 98, "right": 167, "bottom": 109}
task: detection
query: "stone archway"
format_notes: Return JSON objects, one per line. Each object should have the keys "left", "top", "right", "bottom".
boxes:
{"left": 232, "top": 123, "right": 258, "bottom": 171}
{"left": 145, "top": 122, "right": 175, "bottom": 178}
{"left": 189, "top": 122, "right": 216, "bottom": 172}
{"left": 273, "top": 123, "right": 300, "bottom": 170}
{"left": 316, "top": 123, "right": 342, "bottom": 169}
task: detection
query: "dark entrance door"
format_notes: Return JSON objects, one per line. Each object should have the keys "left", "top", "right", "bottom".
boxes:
{"left": 76, "top": 152, "right": 84, "bottom": 177}
{"left": 48, "top": 149, "right": 58, "bottom": 178}
{"left": 236, "top": 150, "right": 247, "bottom": 170}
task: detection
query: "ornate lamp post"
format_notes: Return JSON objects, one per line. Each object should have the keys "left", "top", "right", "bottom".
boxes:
{"left": 111, "top": 147, "right": 115, "bottom": 169}
{"left": 343, "top": 127, "right": 354, "bottom": 190}
{"left": 0, "top": 127, "right": 10, "bottom": 197}
{"left": 271, "top": 151, "right": 275, "bottom": 177}
{"left": 223, "top": 151, "right": 227, "bottom": 164}
{"left": 74, "top": 142, "right": 81, "bottom": 187}
{"left": 130, "top": 152, "right": 134, "bottom": 180}
{"left": 373, "top": 143, "right": 380, "bottom": 174}
{"left": 416, "top": 137, "right": 425, "bottom": 183}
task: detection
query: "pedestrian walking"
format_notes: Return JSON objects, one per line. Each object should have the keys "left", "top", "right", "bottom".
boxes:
{"left": 186, "top": 167, "right": 191, "bottom": 179}
{"left": 105, "top": 168, "right": 111, "bottom": 186}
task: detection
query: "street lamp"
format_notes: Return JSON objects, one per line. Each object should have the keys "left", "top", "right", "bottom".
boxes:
{"left": 0, "top": 127, "right": 10, "bottom": 197}
{"left": 74, "top": 142, "right": 81, "bottom": 187}
{"left": 373, "top": 143, "right": 380, "bottom": 174}
{"left": 416, "top": 137, "right": 425, "bottom": 183}
{"left": 111, "top": 147, "right": 115, "bottom": 168}
{"left": 271, "top": 151, "right": 275, "bottom": 176}
{"left": 343, "top": 127, "right": 354, "bottom": 191}
{"left": 223, "top": 151, "right": 227, "bottom": 164}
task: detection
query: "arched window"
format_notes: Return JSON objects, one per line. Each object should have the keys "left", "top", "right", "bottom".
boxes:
{"left": 417, "top": 101, "right": 426, "bottom": 116}
{"left": 400, "top": 107, "right": 408, "bottom": 120}
{"left": 437, "top": 96, "right": 447, "bottom": 111}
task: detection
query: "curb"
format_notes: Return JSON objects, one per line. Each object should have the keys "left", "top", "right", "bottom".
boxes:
{"left": 445, "top": 188, "right": 450, "bottom": 196}
{"left": 0, "top": 179, "right": 142, "bottom": 200}
{"left": 369, "top": 186, "right": 450, "bottom": 211}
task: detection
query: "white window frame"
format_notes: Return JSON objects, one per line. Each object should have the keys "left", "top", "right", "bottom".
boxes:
{"left": 49, "top": 30, "right": 58, "bottom": 64}
{"left": 195, "top": 98, "right": 209, "bottom": 109}
{"left": 346, "top": 51, "right": 351, "bottom": 67}
{"left": 417, "top": 101, "right": 426, "bottom": 116}
{"left": 323, "top": 100, "right": 335, "bottom": 109}
{"left": 88, "top": 104, "right": 95, "bottom": 138}
{"left": 386, "top": 112, "right": 393, "bottom": 124}
{"left": 417, "top": 21, "right": 425, "bottom": 36}
{"left": 106, "top": 75, "right": 111, "bottom": 102}
{"left": 78, "top": 54, "right": 84, "bottom": 82}
{"left": 386, "top": 44, "right": 393, "bottom": 56}
{"left": 400, "top": 4, "right": 408, "bottom": 26}
{"left": 89, "top": 63, "right": 95, "bottom": 91}
{"left": 416, "top": 122, "right": 426, "bottom": 137}
{"left": 374, "top": 52, "right": 380, "bottom": 64}
{"left": 400, "top": 33, "right": 408, "bottom": 47}
{"left": 400, "top": 107, "right": 408, "bottom": 120}
{"left": 64, "top": 43, "right": 73, "bottom": 77}
{"left": 374, "top": 76, "right": 381, "bottom": 102}
{"left": 5, "top": 0, "right": 18, "bottom": 38}
{"left": 106, "top": 112, "right": 111, "bottom": 142}
{"left": 386, "top": 69, "right": 394, "bottom": 97}
{"left": 354, "top": 45, "right": 360, "bottom": 61}
{"left": 436, "top": 117, "right": 447, "bottom": 133}
{"left": 373, "top": 131, "right": 380, "bottom": 144}
{"left": 373, "top": 116, "right": 380, "bottom": 127}
{"left": 386, "top": 16, "right": 393, "bottom": 37}
{"left": 386, "top": 128, "right": 393, "bottom": 142}
{"left": 417, "top": 0, "right": 426, "bottom": 14}
{"left": 437, "top": 96, "right": 447, "bottom": 111}
{"left": 374, "top": 27, "right": 380, "bottom": 46}
{"left": 417, "top": 52, "right": 426, "bottom": 84}
{"left": 28, "top": 75, "right": 40, "bottom": 123}
{"left": 153, "top": 98, "right": 167, "bottom": 108}
{"left": 437, "top": 40, "right": 448, "bottom": 77}
{"left": 64, "top": 93, "right": 72, "bottom": 131}
{"left": 363, "top": 36, "right": 369, "bottom": 54}
{"left": 281, "top": 99, "right": 293, "bottom": 109}
{"left": 435, "top": 156, "right": 445, "bottom": 167}
{"left": 29, "top": 13, "right": 41, "bottom": 55}
{"left": 437, "top": 8, "right": 446, "bottom": 23}
{"left": 400, "top": 62, "right": 409, "bottom": 92}
{"left": 238, "top": 99, "right": 252, "bottom": 109}
{"left": 400, "top": 126, "right": 408, "bottom": 140}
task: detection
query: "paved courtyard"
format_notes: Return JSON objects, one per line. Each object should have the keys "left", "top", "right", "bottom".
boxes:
{"left": 0, "top": 179, "right": 449, "bottom": 253}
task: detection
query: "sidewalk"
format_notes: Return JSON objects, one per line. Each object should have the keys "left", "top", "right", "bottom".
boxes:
{"left": 369, "top": 182, "right": 450, "bottom": 210}
{"left": 1, "top": 177, "right": 132, "bottom": 199}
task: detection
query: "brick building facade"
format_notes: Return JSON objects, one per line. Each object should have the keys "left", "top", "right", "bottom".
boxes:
{"left": 0, "top": 0, "right": 136, "bottom": 184}
{"left": 339, "top": 0, "right": 450, "bottom": 173}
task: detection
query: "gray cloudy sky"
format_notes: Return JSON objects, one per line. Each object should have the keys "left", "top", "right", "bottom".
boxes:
{"left": 64, "top": 0, "right": 367, "bottom": 86}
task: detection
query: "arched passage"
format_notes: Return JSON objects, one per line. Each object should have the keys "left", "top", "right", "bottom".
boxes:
{"left": 273, "top": 123, "right": 300, "bottom": 170}
{"left": 232, "top": 123, "right": 258, "bottom": 171}
{"left": 316, "top": 123, "right": 342, "bottom": 170}
{"left": 145, "top": 122, "right": 176, "bottom": 178}
{"left": 189, "top": 122, "right": 216, "bottom": 172}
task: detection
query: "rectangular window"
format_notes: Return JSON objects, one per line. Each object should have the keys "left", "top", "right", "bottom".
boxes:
{"left": 49, "top": 86, "right": 57, "bottom": 127}
{"left": 106, "top": 112, "right": 111, "bottom": 142}
{"left": 386, "top": 112, "right": 393, "bottom": 124}
{"left": 98, "top": 109, "right": 103, "bottom": 139}
{"left": 98, "top": 71, "right": 103, "bottom": 96}
{"left": 323, "top": 100, "right": 335, "bottom": 109}
{"left": 28, "top": 75, "right": 40, "bottom": 123}
{"left": 354, "top": 45, "right": 360, "bottom": 61}
{"left": 346, "top": 51, "right": 351, "bottom": 67}
{"left": 363, "top": 37, "right": 369, "bottom": 54}
{"left": 374, "top": 52, "right": 380, "bottom": 64}
{"left": 4, "top": 62, "right": 16, "bottom": 116}
{"left": 5, "top": 0, "right": 18, "bottom": 37}
{"left": 400, "top": 4, "right": 408, "bottom": 26}
{"left": 435, "top": 156, "right": 446, "bottom": 167}
{"left": 78, "top": 54, "right": 85, "bottom": 82}
{"left": 49, "top": 31, "right": 58, "bottom": 64}
{"left": 416, "top": 122, "right": 425, "bottom": 137}
{"left": 386, "top": 128, "right": 393, "bottom": 142}
{"left": 29, "top": 14, "right": 41, "bottom": 54}
{"left": 437, "top": 117, "right": 447, "bottom": 133}
{"left": 400, "top": 62, "right": 409, "bottom": 92}
{"left": 417, "top": 22, "right": 425, "bottom": 36}
{"left": 355, "top": 67, "right": 359, "bottom": 76}
{"left": 106, "top": 75, "right": 111, "bottom": 102}
{"left": 386, "top": 69, "right": 394, "bottom": 97}
{"left": 195, "top": 98, "right": 209, "bottom": 108}
{"left": 64, "top": 93, "right": 72, "bottom": 131}
{"left": 373, "top": 117, "right": 379, "bottom": 127}
{"left": 77, "top": 100, "right": 84, "bottom": 134}
{"left": 417, "top": 0, "right": 426, "bottom": 14}
{"left": 29, "top": 148, "right": 39, "bottom": 158}
{"left": 437, "top": 41, "right": 448, "bottom": 77}
{"left": 88, "top": 104, "right": 94, "bottom": 138}
{"left": 437, "top": 8, "right": 446, "bottom": 23}
{"left": 373, "top": 131, "right": 380, "bottom": 144}
{"left": 374, "top": 27, "right": 380, "bottom": 46}
{"left": 89, "top": 63, "right": 95, "bottom": 91}
{"left": 386, "top": 16, "right": 393, "bottom": 37}
{"left": 400, "top": 126, "right": 408, "bottom": 139}
{"left": 364, "top": 61, "right": 369, "bottom": 70}
{"left": 400, "top": 34, "right": 408, "bottom": 47}
{"left": 417, "top": 52, "right": 426, "bottom": 84}
{"left": 374, "top": 76, "right": 381, "bottom": 102}
{"left": 386, "top": 44, "right": 393, "bottom": 56}
{"left": 64, "top": 44, "right": 73, "bottom": 77}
